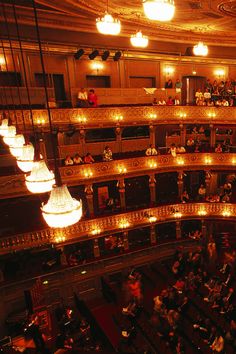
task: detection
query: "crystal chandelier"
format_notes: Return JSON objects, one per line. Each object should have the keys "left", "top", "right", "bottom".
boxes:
{"left": 3, "top": 125, "right": 16, "bottom": 146}
{"left": 41, "top": 184, "right": 82, "bottom": 228}
{"left": 130, "top": 31, "right": 149, "bottom": 48}
{"left": 9, "top": 134, "right": 25, "bottom": 158}
{"left": 16, "top": 143, "right": 35, "bottom": 172}
{"left": 143, "top": 0, "right": 175, "bottom": 21}
{"left": 193, "top": 41, "right": 208, "bottom": 56}
{"left": 25, "top": 159, "right": 55, "bottom": 194}
{"left": 96, "top": 13, "right": 121, "bottom": 35}
{"left": 0, "top": 119, "right": 10, "bottom": 137}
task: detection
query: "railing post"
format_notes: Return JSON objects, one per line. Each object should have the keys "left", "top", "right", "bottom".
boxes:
{"left": 123, "top": 231, "right": 129, "bottom": 251}
{"left": 115, "top": 126, "right": 122, "bottom": 154}
{"left": 150, "top": 224, "right": 157, "bottom": 245}
{"left": 149, "top": 124, "right": 156, "bottom": 146}
{"left": 176, "top": 220, "right": 182, "bottom": 239}
{"left": 93, "top": 238, "right": 100, "bottom": 258}
{"left": 179, "top": 124, "right": 186, "bottom": 146}
{"left": 177, "top": 171, "right": 184, "bottom": 199}
{"left": 205, "top": 170, "right": 211, "bottom": 196}
{"left": 149, "top": 173, "right": 156, "bottom": 206}
{"left": 118, "top": 178, "right": 126, "bottom": 210}
{"left": 210, "top": 124, "right": 216, "bottom": 148}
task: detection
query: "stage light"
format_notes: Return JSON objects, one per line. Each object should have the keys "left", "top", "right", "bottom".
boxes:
{"left": 101, "top": 50, "right": 110, "bottom": 61}
{"left": 113, "top": 51, "right": 121, "bottom": 61}
{"left": 74, "top": 49, "right": 84, "bottom": 60}
{"left": 89, "top": 50, "right": 99, "bottom": 60}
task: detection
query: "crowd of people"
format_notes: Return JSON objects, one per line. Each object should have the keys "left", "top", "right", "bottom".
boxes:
{"left": 77, "top": 88, "right": 98, "bottom": 107}
{"left": 64, "top": 146, "right": 113, "bottom": 166}
{"left": 195, "top": 78, "right": 236, "bottom": 106}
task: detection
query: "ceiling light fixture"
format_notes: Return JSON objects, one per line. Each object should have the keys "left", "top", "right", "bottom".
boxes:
{"left": 96, "top": 1, "right": 121, "bottom": 35}
{"left": 143, "top": 0, "right": 175, "bottom": 21}
{"left": 130, "top": 31, "right": 149, "bottom": 48}
{"left": 16, "top": 143, "right": 35, "bottom": 172}
{"left": 193, "top": 41, "right": 208, "bottom": 56}
{"left": 25, "top": 159, "right": 55, "bottom": 194}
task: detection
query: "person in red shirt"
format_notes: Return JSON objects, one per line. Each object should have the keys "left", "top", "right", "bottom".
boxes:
{"left": 88, "top": 89, "right": 98, "bottom": 107}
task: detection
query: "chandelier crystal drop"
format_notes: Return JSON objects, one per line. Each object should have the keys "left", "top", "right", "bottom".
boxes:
{"left": 16, "top": 143, "right": 35, "bottom": 172}
{"left": 130, "top": 31, "right": 149, "bottom": 48}
{"left": 41, "top": 184, "right": 82, "bottom": 228}
{"left": 96, "top": 12, "right": 121, "bottom": 35}
{"left": 9, "top": 134, "right": 25, "bottom": 158}
{"left": 143, "top": 0, "right": 175, "bottom": 21}
{"left": 25, "top": 159, "right": 55, "bottom": 194}
{"left": 193, "top": 41, "right": 208, "bottom": 56}
{"left": 0, "top": 119, "right": 10, "bottom": 137}
{"left": 3, "top": 125, "right": 16, "bottom": 146}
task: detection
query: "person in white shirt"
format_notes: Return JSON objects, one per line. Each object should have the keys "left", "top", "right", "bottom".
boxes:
{"left": 203, "top": 88, "right": 211, "bottom": 103}
{"left": 158, "top": 97, "right": 166, "bottom": 105}
{"left": 195, "top": 88, "right": 203, "bottom": 105}
{"left": 168, "top": 143, "right": 177, "bottom": 157}
{"left": 78, "top": 88, "right": 89, "bottom": 107}
{"left": 174, "top": 96, "right": 180, "bottom": 105}
{"left": 146, "top": 144, "right": 158, "bottom": 156}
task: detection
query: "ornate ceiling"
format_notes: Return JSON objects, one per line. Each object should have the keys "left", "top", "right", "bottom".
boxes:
{"left": 1, "top": 0, "right": 236, "bottom": 47}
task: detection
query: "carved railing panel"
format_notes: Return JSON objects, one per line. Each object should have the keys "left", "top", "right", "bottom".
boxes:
{"left": 0, "top": 202, "right": 235, "bottom": 255}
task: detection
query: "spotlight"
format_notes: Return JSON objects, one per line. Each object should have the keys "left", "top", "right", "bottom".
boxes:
{"left": 74, "top": 49, "right": 84, "bottom": 60}
{"left": 113, "top": 51, "right": 122, "bottom": 61}
{"left": 101, "top": 50, "right": 110, "bottom": 61}
{"left": 89, "top": 50, "right": 99, "bottom": 60}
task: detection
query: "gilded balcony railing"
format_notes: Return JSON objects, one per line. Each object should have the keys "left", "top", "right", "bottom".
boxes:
{"left": 3, "top": 106, "right": 236, "bottom": 129}
{"left": 0, "top": 202, "right": 235, "bottom": 255}
{"left": 0, "top": 153, "right": 235, "bottom": 199}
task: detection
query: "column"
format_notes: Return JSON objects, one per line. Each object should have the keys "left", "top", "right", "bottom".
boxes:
{"left": 201, "top": 219, "right": 207, "bottom": 238}
{"left": 205, "top": 170, "right": 211, "bottom": 196}
{"left": 149, "top": 173, "right": 156, "bottom": 206}
{"left": 177, "top": 171, "right": 184, "bottom": 199}
{"left": 150, "top": 225, "right": 157, "bottom": 245}
{"left": 123, "top": 231, "right": 129, "bottom": 251}
{"left": 179, "top": 124, "right": 186, "bottom": 146}
{"left": 79, "top": 129, "right": 86, "bottom": 156}
{"left": 115, "top": 126, "right": 122, "bottom": 154}
{"left": 117, "top": 178, "right": 126, "bottom": 210}
{"left": 93, "top": 238, "right": 100, "bottom": 258}
{"left": 84, "top": 184, "right": 94, "bottom": 216}
{"left": 149, "top": 125, "right": 156, "bottom": 146}
{"left": 210, "top": 124, "right": 216, "bottom": 148}
{"left": 176, "top": 221, "right": 182, "bottom": 239}
{"left": 39, "top": 138, "right": 47, "bottom": 162}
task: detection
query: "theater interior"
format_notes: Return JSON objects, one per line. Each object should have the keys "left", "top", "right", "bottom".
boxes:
{"left": 0, "top": 0, "right": 236, "bottom": 353}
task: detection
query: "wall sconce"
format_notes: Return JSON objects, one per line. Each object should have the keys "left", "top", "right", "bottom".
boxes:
{"left": 148, "top": 113, "right": 157, "bottom": 119}
{"left": 192, "top": 70, "right": 197, "bottom": 75}
{"left": 0, "top": 56, "right": 6, "bottom": 71}
{"left": 148, "top": 215, "right": 157, "bottom": 223}
{"left": 54, "top": 236, "right": 66, "bottom": 243}
{"left": 174, "top": 212, "right": 182, "bottom": 218}
{"left": 176, "top": 157, "right": 184, "bottom": 165}
{"left": 179, "top": 113, "right": 187, "bottom": 118}
{"left": 198, "top": 209, "right": 207, "bottom": 216}
{"left": 36, "top": 117, "right": 45, "bottom": 125}
{"left": 214, "top": 69, "right": 225, "bottom": 78}
{"left": 204, "top": 156, "right": 212, "bottom": 164}
{"left": 84, "top": 170, "right": 93, "bottom": 178}
{"left": 148, "top": 160, "right": 157, "bottom": 168}
{"left": 91, "top": 227, "right": 101, "bottom": 235}
{"left": 208, "top": 112, "right": 216, "bottom": 118}
{"left": 114, "top": 115, "right": 123, "bottom": 122}
{"left": 164, "top": 66, "right": 174, "bottom": 76}
{"left": 118, "top": 166, "right": 127, "bottom": 174}
{"left": 119, "top": 220, "right": 130, "bottom": 228}
{"left": 77, "top": 116, "right": 87, "bottom": 124}
{"left": 232, "top": 158, "right": 236, "bottom": 164}
{"left": 222, "top": 210, "right": 231, "bottom": 217}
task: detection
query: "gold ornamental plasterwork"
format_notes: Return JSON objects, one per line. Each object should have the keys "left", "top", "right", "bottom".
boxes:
{"left": 0, "top": 202, "right": 235, "bottom": 255}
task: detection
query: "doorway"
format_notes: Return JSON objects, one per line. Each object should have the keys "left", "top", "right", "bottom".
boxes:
{"left": 182, "top": 75, "right": 206, "bottom": 105}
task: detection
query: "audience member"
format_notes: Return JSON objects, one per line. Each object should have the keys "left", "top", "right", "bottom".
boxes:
{"left": 64, "top": 155, "right": 74, "bottom": 166}
{"left": 78, "top": 88, "right": 89, "bottom": 107}
{"left": 175, "top": 79, "right": 182, "bottom": 89}
{"left": 146, "top": 144, "right": 158, "bottom": 156}
{"left": 165, "top": 79, "right": 173, "bottom": 88}
{"left": 169, "top": 143, "right": 177, "bottom": 157}
{"left": 84, "top": 152, "right": 95, "bottom": 164}
{"left": 103, "top": 146, "right": 113, "bottom": 161}
{"left": 88, "top": 89, "right": 98, "bottom": 107}
{"left": 166, "top": 96, "right": 174, "bottom": 105}
{"left": 73, "top": 153, "right": 83, "bottom": 165}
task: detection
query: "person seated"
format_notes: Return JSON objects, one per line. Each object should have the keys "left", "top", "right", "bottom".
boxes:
{"left": 173, "top": 95, "right": 180, "bottom": 105}
{"left": 207, "top": 99, "right": 214, "bottom": 106}
{"left": 88, "top": 89, "right": 98, "bottom": 107}
{"left": 210, "top": 330, "right": 224, "bottom": 353}
{"left": 215, "top": 99, "right": 222, "bottom": 106}
{"left": 168, "top": 143, "right": 177, "bottom": 157}
{"left": 64, "top": 155, "right": 74, "bottom": 166}
{"left": 203, "top": 88, "right": 211, "bottom": 103}
{"left": 103, "top": 146, "right": 113, "bottom": 161}
{"left": 78, "top": 88, "right": 89, "bottom": 107}
{"left": 222, "top": 98, "right": 229, "bottom": 107}
{"left": 146, "top": 143, "right": 158, "bottom": 156}
{"left": 192, "top": 125, "right": 198, "bottom": 134}
{"left": 158, "top": 97, "right": 166, "bottom": 105}
{"left": 195, "top": 88, "right": 203, "bottom": 105}
{"left": 197, "top": 184, "right": 206, "bottom": 201}
{"left": 186, "top": 137, "right": 195, "bottom": 147}
{"left": 152, "top": 97, "right": 158, "bottom": 105}
{"left": 73, "top": 153, "right": 83, "bottom": 165}
{"left": 153, "top": 294, "right": 164, "bottom": 313}
{"left": 181, "top": 190, "right": 189, "bottom": 203}
{"left": 215, "top": 143, "right": 222, "bottom": 153}
{"left": 122, "top": 300, "right": 137, "bottom": 317}
{"left": 166, "top": 96, "right": 174, "bottom": 105}
{"left": 84, "top": 152, "right": 94, "bottom": 164}
{"left": 177, "top": 144, "right": 186, "bottom": 153}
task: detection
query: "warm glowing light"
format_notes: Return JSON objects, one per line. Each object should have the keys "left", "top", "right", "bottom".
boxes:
{"left": 130, "top": 31, "right": 149, "bottom": 48}
{"left": 179, "top": 113, "right": 187, "bottom": 118}
{"left": 192, "top": 70, "right": 197, "bottom": 75}
{"left": 204, "top": 156, "right": 212, "bottom": 164}
{"left": 119, "top": 220, "right": 130, "bottom": 229}
{"left": 232, "top": 158, "right": 236, "bottom": 164}
{"left": 78, "top": 117, "right": 87, "bottom": 124}
{"left": 149, "top": 216, "right": 157, "bottom": 223}
{"left": 16, "top": 144, "right": 35, "bottom": 172}
{"left": 0, "top": 56, "right": 6, "bottom": 66}
{"left": 143, "top": 0, "right": 175, "bottom": 21}
{"left": 41, "top": 184, "right": 82, "bottom": 228}
{"left": 92, "top": 62, "right": 104, "bottom": 70}
{"left": 149, "top": 113, "right": 157, "bottom": 119}
{"left": 55, "top": 236, "right": 66, "bottom": 243}
{"left": 84, "top": 170, "right": 93, "bottom": 178}
{"left": 208, "top": 112, "right": 216, "bottom": 118}
{"left": 174, "top": 212, "right": 182, "bottom": 218}
{"left": 36, "top": 118, "right": 45, "bottom": 125}
{"left": 176, "top": 157, "right": 184, "bottom": 165}
{"left": 222, "top": 210, "right": 231, "bottom": 217}
{"left": 115, "top": 115, "right": 123, "bottom": 122}
{"left": 193, "top": 42, "right": 208, "bottom": 56}
{"left": 198, "top": 209, "right": 207, "bottom": 216}
{"left": 214, "top": 69, "right": 225, "bottom": 78}
{"left": 9, "top": 134, "right": 25, "bottom": 158}
{"left": 0, "top": 119, "right": 9, "bottom": 137}
{"left": 118, "top": 166, "right": 127, "bottom": 174}
{"left": 96, "top": 13, "right": 121, "bottom": 35}
{"left": 3, "top": 125, "right": 16, "bottom": 145}
{"left": 164, "top": 66, "right": 175, "bottom": 75}
{"left": 91, "top": 228, "right": 101, "bottom": 235}
{"left": 149, "top": 160, "right": 157, "bottom": 168}
{"left": 25, "top": 160, "right": 55, "bottom": 194}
